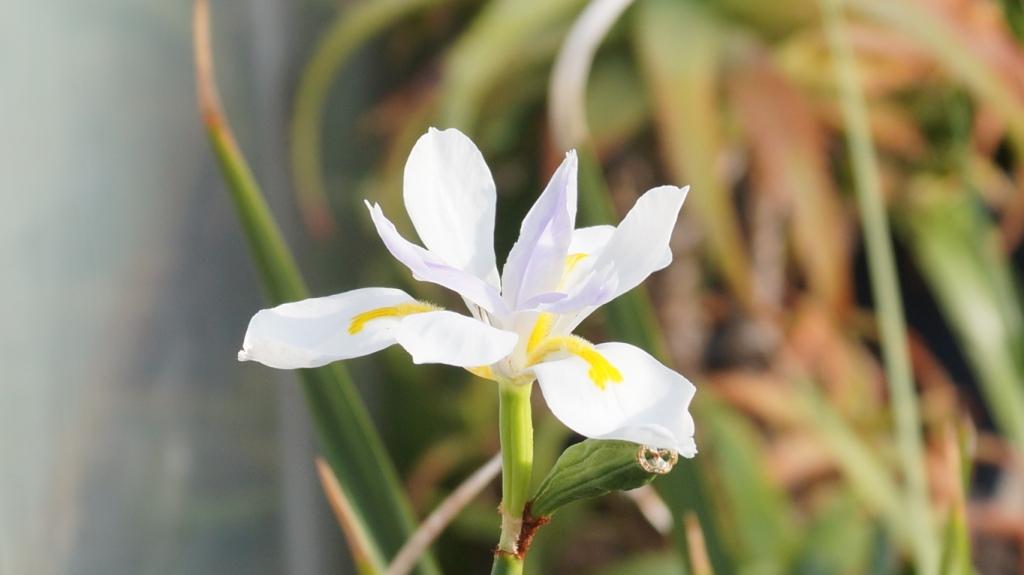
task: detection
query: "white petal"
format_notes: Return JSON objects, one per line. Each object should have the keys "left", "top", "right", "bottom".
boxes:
{"left": 367, "top": 201, "right": 508, "bottom": 315}
{"left": 396, "top": 311, "right": 518, "bottom": 366}
{"left": 533, "top": 342, "right": 697, "bottom": 456}
{"left": 568, "top": 225, "right": 672, "bottom": 275}
{"left": 568, "top": 224, "right": 615, "bottom": 254}
{"left": 591, "top": 185, "right": 686, "bottom": 300}
{"left": 238, "top": 287, "right": 415, "bottom": 369}
{"left": 404, "top": 128, "right": 499, "bottom": 285}
{"left": 541, "top": 186, "right": 686, "bottom": 324}
{"left": 502, "top": 151, "right": 578, "bottom": 308}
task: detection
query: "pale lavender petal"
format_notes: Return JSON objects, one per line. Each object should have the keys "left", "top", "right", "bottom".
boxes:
{"left": 367, "top": 201, "right": 508, "bottom": 315}
{"left": 501, "top": 151, "right": 578, "bottom": 309}
{"left": 542, "top": 186, "right": 686, "bottom": 320}
{"left": 536, "top": 263, "right": 616, "bottom": 314}
{"left": 518, "top": 291, "right": 570, "bottom": 309}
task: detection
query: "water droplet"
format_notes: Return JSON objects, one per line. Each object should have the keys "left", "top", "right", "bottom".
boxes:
{"left": 637, "top": 446, "right": 678, "bottom": 475}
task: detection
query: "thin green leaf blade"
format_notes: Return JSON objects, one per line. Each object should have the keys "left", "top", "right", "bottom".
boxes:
{"left": 193, "top": 4, "right": 437, "bottom": 571}
{"left": 900, "top": 181, "right": 1024, "bottom": 449}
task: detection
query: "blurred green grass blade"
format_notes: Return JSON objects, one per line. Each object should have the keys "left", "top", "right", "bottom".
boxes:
{"left": 820, "top": 0, "right": 938, "bottom": 571}
{"left": 940, "top": 422, "right": 974, "bottom": 575}
{"left": 938, "top": 508, "right": 971, "bottom": 575}
{"left": 792, "top": 491, "right": 872, "bottom": 575}
{"left": 793, "top": 380, "right": 909, "bottom": 548}
{"left": 592, "top": 552, "right": 686, "bottom": 575}
{"left": 316, "top": 459, "right": 389, "bottom": 575}
{"left": 999, "top": 0, "right": 1024, "bottom": 40}
{"left": 635, "top": 0, "right": 755, "bottom": 310}
{"left": 901, "top": 184, "right": 1024, "bottom": 449}
{"left": 700, "top": 400, "right": 794, "bottom": 572}
{"left": 193, "top": 4, "right": 438, "bottom": 573}
{"left": 292, "top": 0, "right": 449, "bottom": 237}
{"left": 576, "top": 146, "right": 734, "bottom": 574}
{"left": 585, "top": 56, "right": 650, "bottom": 154}
{"left": 440, "top": 0, "right": 587, "bottom": 130}
{"left": 711, "top": 0, "right": 817, "bottom": 37}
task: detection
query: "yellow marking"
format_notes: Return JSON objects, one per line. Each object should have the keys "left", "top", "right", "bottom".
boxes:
{"left": 527, "top": 335, "right": 623, "bottom": 390}
{"left": 563, "top": 252, "right": 588, "bottom": 276}
{"left": 526, "top": 312, "right": 555, "bottom": 354}
{"left": 521, "top": 252, "right": 619, "bottom": 389}
{"left": 348, "top": 302, "right": 440, "bottom": 334}
{"left": 523, "top": 253, "right": 589, "bottom": 354}
{"left": 466, "top": 365, "right": 496, "bottom": 381}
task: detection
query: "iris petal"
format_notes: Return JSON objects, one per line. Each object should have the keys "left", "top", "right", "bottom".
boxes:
{"left": 396, "top": 311, "right": 518, "bottom": 366}
{"left": 367, "top": 201, "right": 508, "bottom": 315}
{"left": 403, "top": 127, "right": 500, "bottom": 285}
{"left": 533, "top": 342, "right": 697, "bottom": 456}
{"left": 541, "top": 186, "right": 687, "bottom": 331}
{"left": 501, "top": 151, "right": 578, "bottom": 309}
{"left": 239, "top": 287, "right": 418, "bottom": 369}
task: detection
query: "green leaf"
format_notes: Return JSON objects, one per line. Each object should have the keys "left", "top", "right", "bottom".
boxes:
{"left": 819, "top": 0, "right": 938, "bottom": 571}
{"left": 793, "top": 380, "right": 908, "bottom": 548}
{"left": 938, "top": 422, "right": 974, "bottom": 575}
{"left": 528, "top": 439, "right": 665, "bottom": 518}
{"left": 792, "top": 491, "right": 872, "bottom": 575}
{"left": 998, "top": 0, "right": 1024, "bottom": 40}
{"left": 586, "top": 55, "right": 650, "bottom": 153}
{"left": 700, "top": 401, "right": 794, "bottom": 572}
{"left": 193, "top": 4, "right": 437, "bottom": 571}
{"left": 591, "top": 552, "right": 686, "bottom": 575}
{"left": 900, "top": 180, "right": 1024, "bottom": 449}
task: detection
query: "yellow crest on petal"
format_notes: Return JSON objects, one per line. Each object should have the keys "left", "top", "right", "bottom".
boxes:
{"left": 527, "top": 335, "right": 623, "bottom": 391}
{"left": 347, "top": 302, "right": 441, "bottom": 334}
{"left": 563, "top": 252, "right": 588, "bottom": 277}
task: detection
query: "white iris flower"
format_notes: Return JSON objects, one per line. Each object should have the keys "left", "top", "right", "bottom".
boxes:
{"left": 239, "top": 128, "right": 697, "bottom": 457}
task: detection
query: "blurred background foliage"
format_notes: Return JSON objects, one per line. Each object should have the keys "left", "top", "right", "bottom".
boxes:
{"left": 281, "top": 0, "right": 1024, "bottom": 572}
{"left": 6, "top": 0, "right": 1024, "bottom": 573}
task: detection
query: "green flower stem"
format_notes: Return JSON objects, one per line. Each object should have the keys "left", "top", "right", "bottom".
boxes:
{"left": 495, "top": 380, "right": 534, "bottom": 560}
{"left": 490, "top": 552, "right": 524, "bottom": 575}
{"left": 819, "top": 0, "right": 938, "bottom": 573}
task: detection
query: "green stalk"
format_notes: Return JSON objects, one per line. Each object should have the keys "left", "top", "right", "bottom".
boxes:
{"left": 493, "top": 380, "right": 534, "bottom": 573}
{"left": 192, "top": 3, "right": 437, "bottom": 573}
{"left": 819, "top": 0, "right": 938, "bottom": 573}
{"left": 490, "top": 553, "right": 524, "bottom": 575}
{"left": 902, "top": 187, "right": 1024, "bottom": 450}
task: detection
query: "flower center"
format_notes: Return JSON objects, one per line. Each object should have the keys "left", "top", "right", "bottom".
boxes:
{"left": 347, "top": 301, "right": 441, "bottom": 334}
{"left": 526, "top": 334, "right": 623, "bottom": 390}
{"left": 518, "top": 252, "right": 622, "bottom": 390}
{"left": 562, "top": 252, "right": 588, "bottom": 278}
{"left": 526, "top": 312, "right": 555, "bottom": 353}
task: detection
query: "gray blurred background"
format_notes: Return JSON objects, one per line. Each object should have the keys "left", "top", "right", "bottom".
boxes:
{"left": 0, "top": 1, "right": 358, "bottom": 573}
